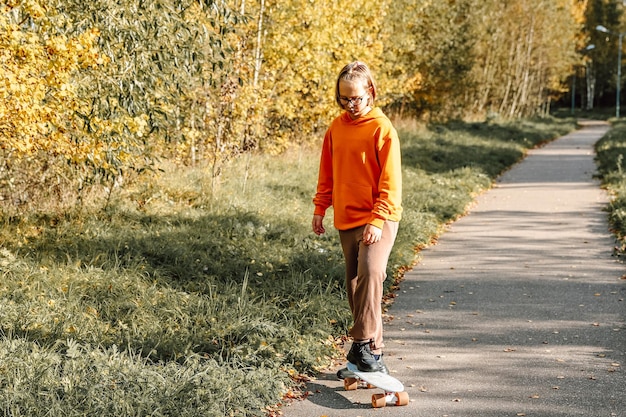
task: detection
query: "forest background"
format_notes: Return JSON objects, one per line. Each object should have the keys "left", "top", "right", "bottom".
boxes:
{"left": 2, "top": 0, "right": 626, "bottom": 416}
{"left": 2, "top": 0, "right": 625, "bottom": 209}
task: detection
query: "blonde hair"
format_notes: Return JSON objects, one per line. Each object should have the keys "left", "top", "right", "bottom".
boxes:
{"left": 335, "top": 61, "right": 377, "bottom": 108}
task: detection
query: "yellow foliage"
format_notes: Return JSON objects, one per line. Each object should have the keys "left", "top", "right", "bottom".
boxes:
{"left": 0, "top": 0, "right": 595, "bottom": 209}
{"left": 570, "top": 0, "right": 589, "bottom": 26}
{"left": 0, "top": 1, "right": 109, "bottom": 164}
{"left": 239, "top": 0, "right": 392, "bottom": 150}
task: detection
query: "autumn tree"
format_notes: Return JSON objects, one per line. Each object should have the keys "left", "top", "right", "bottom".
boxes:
{"left": 382, "top": 0, "right": 479, "bottom": 120}
{"left": 236, "top": 0, "right": 392, "bottom": 152}
{"left": 1, "top": 0, "right": 247, "bottom": 210}
{"left": 0, "top": 0, "right": 603, "bottom": 214}
{"left": 52, "top": 0, "right": 249, "bottom": 172}
{"left": 0, "top": 0, "right": 110, "bottom": 209}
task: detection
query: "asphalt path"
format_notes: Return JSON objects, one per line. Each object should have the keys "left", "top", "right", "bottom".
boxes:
{"left": 281, "top": 120, "right": 625, "bottom": 417}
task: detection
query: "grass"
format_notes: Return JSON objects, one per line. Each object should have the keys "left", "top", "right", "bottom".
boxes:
{"left": 0, "top": 116, "right": 577, "bottom": 416}
{"left": 594, "top": 118, "right": 626, "bottom": 259}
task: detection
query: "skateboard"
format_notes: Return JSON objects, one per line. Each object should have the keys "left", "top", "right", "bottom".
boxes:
{"left": 343, "top": 362, "right": 409, "bottom": 408}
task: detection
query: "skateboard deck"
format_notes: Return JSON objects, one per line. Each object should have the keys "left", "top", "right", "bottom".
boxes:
{"left": 344, "top": 362, "right": 409, "bottom": 408}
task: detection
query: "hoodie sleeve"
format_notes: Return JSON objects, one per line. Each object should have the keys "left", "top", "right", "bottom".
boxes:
{"left": 313, "top": 128, "right": 333, "bottom": 216}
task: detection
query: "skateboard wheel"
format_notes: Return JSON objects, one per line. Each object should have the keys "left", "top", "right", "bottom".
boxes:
{"left": 372, "top": 393, "right": 387, "bottom": 408}
{"left": 395, "top": 391, "right": 409, "bottom": 406}
{"left": 344, "top": 377, "right": 358, "bottom": 391}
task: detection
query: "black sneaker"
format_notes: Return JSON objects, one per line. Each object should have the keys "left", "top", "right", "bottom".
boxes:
{"left": 336, "top": 367, "right": 354, "bottom": 379}
{"left": 347, "top": 340, "right": 381, "bottom": 372}
{"left": 376, "top": 353, "right": 389, "bottom": 375}
{"left": 337, "top": 354, "right": 387, "bottom": 379}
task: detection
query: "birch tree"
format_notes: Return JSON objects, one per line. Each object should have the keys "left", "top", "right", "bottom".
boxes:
{"left": 467, "top": 0, "right": 579, "bottom": 118}
{"left": 585, "top": 0, "right": 623, "bottom": 108}
{"left": 239, "top": 0, "right": 391, "bottom": 152}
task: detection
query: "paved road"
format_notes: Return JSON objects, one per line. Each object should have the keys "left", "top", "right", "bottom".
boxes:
{"left": 281, "top": 121, "right": 625, "bottom": 417}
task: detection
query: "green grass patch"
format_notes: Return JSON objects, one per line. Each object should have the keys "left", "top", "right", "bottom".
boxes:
{"left": 0, "top": 117, "right": 576, "bottom": 416}
{"left": 595, "top": 119, "right": 626, "bottom": 258}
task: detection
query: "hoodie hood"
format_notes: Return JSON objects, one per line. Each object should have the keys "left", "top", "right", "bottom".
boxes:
{"left": 340, "top": 107, "right": 385, "bottom": 125}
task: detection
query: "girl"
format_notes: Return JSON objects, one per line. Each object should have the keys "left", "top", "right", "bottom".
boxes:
{"left": 312, "top": 61, "right": 402, "bottom": 373}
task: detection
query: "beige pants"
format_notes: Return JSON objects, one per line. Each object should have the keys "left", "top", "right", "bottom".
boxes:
{"left": 339, "top": 221, "right": 399, "bottom": 353}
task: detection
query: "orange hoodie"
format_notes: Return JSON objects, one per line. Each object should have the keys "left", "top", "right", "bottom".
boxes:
{"left": 313, "top": 107, "right": 402, "bottom": 230}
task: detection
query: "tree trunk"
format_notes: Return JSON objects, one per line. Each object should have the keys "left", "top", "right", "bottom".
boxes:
{"left": 586, "top": 61, "right": 596, "bottom": 110}
{"left": 253, "top": 0, "right": 265, "bottom": 88}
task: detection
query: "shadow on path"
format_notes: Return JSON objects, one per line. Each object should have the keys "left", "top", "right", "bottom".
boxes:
{"left": 281, "top": 121, "right": 625, "bottom": 417}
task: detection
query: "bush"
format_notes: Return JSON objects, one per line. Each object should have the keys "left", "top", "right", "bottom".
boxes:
{"left": 595, "top": 119, "right": 626, "bottom": 257}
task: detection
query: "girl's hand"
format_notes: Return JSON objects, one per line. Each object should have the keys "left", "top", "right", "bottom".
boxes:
{"left": 363, "top": 224, "right": 382, "bottom": 245}
{"left": 312, "top": 215, "right": 326, "bottom": 235}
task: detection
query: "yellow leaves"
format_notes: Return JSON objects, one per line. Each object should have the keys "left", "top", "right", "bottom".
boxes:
{"left": 46, "top": 34, "right": 70, "bottom": 56}
{"left": 129, "top": 114, "right": 148, "bottom": 138}
{"left": 248, "top": 0, "right": 391, "bottom": 147}
{"left": 568, "top": 0, "right": 587, "bottom": 26}
{"left": 0, "top": 14, "right": 69, "bottom": 151}
{"left": 22, "top": 0, "right": 46, "bottom": 21}
{"left": 182, "top": 127, "right": 202, "bottom": 142}
{"left": 74, "top": 28, "right": 109, "bottom": 69}
{"left": 85, "top": 306, "right": 99, "bottom": 318}
{"left": 0, "top": 1, "right": 119, "bottom": 177}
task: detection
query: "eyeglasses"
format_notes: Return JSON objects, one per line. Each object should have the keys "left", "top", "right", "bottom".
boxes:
{"left": 339, "top": 94, "right": 368, "bottom": 106}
